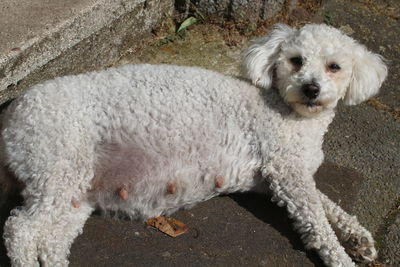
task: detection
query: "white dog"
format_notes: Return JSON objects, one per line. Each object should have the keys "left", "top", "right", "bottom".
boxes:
{"left": 1, "top": 24, "right": 387, "bottom": 266}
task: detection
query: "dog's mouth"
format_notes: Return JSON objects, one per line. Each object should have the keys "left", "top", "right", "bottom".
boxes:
{"left": 293, "top": 99, "right": 324, "bottom": 108}
{"left": 304, "top": 101, "right": 321, "bottom": 108}
{"left": 290, "top": 101, "right": 325, "bottom": 117}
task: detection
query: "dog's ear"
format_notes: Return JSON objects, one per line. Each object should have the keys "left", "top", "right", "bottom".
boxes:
{"left": 241, "top": 24, "right": 296, "bottom": 89}
{"left": 344, "top": 46, "right": 387, "bottom": 105}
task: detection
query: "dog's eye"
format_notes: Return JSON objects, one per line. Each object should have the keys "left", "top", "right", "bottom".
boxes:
{"left": 290, "top": 57, "right": 303, "bottom": 67}
{"left": 328, "top": 63, "right": 341, "bottom": 72}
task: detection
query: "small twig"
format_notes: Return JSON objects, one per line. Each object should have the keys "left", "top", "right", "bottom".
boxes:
{"left": 184, "top": 0, "right": 190, "bottom": 18}
{"left": 190, "top": 2, "right": 206, "bottom": 21}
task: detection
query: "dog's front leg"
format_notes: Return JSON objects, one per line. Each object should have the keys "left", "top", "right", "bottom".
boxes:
{"left": 317, "top": 189, "right": 377, "bottom": 263}
{"left": 263, "top": 166, "right": 355, "bottom": 267}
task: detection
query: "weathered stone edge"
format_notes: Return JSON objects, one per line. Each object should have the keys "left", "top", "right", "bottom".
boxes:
{"left": 0, "top": 0, "right": 174, "bottom": 104}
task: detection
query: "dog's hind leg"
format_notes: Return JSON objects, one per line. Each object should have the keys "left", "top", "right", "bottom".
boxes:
{"left": 4, "top": 197, "right": 93, "bottom": 267}
{"left": 36, "top": 200, "right": 93, "bottom": 266}
{"left": 3, "top": 125, "right": 96, "bottom": 266}
{"left": 264, "top": 165, "right": 356, "bottom": 267}
{"left": 4, "top": 208, "right": 41, "bottom": 267}
{"left": 3, "top": 161, "right": 95, "bottom": 267}
{"left": 317, "top": 190, "right": 377, "bottom": 263}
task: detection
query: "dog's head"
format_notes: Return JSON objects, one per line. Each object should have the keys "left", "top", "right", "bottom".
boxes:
{"left": 241, "top": 24, "right": 387, "bottom": 117}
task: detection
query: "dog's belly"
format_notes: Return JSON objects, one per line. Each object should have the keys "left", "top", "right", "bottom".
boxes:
{"left": 88, "top": 136, "right": 262, "bottom": 219}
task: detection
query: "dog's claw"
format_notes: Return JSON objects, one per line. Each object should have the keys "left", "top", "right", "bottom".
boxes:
{"left": 364, "top": 248, "right": 372, "bottom": 256}
{"left": 344, "top": 234, "right": 377, "bottom": 263}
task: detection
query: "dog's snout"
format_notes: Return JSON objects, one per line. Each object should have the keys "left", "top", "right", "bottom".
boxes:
{"left": 302, "top": 83, "right": 320, "bottom": 100}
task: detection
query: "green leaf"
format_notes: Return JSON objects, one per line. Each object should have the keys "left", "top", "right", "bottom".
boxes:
{"left": 324, "top": 12, "right": 335, "bottom": 19}
{"left": 177, "top": 17, "right": 197, "bottom": 33}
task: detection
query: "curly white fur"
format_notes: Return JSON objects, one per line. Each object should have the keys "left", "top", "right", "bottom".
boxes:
{"left": 1, "top": 24, "right": 387, "bottom": 266}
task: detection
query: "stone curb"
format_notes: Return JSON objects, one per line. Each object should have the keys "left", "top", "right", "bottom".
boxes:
{"left": 0, "top": 0, "right": 174, "bottom": 104}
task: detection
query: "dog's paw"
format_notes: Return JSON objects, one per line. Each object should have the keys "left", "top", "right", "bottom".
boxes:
{"left": 343, "top": 234, "right": 377, "bottom": 263}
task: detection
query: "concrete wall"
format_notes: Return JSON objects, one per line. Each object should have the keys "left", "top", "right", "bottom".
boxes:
{"left": 176, "top": 0, "right": 286, "bottom": 23}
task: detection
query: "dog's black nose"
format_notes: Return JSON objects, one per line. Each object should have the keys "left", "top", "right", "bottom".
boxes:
{"left": 301, "top": 83, "right": 320, "bottom": 100}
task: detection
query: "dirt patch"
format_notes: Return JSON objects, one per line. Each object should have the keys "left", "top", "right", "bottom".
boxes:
{"left": 116, "top": 0, "right": 323, "bottom": 73}
{"left": 117, "top": 22, "right": 242, "bottom": 75}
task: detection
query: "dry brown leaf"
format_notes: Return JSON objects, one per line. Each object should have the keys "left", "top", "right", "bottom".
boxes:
{"left": 367, "top": 98, "right": 391, "bottom": 112}
{"left": 146, "top": 216, "right": 189, "bottom": 237}
{"left": 367, "top": 98, "right": 400, "bottom": 119}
